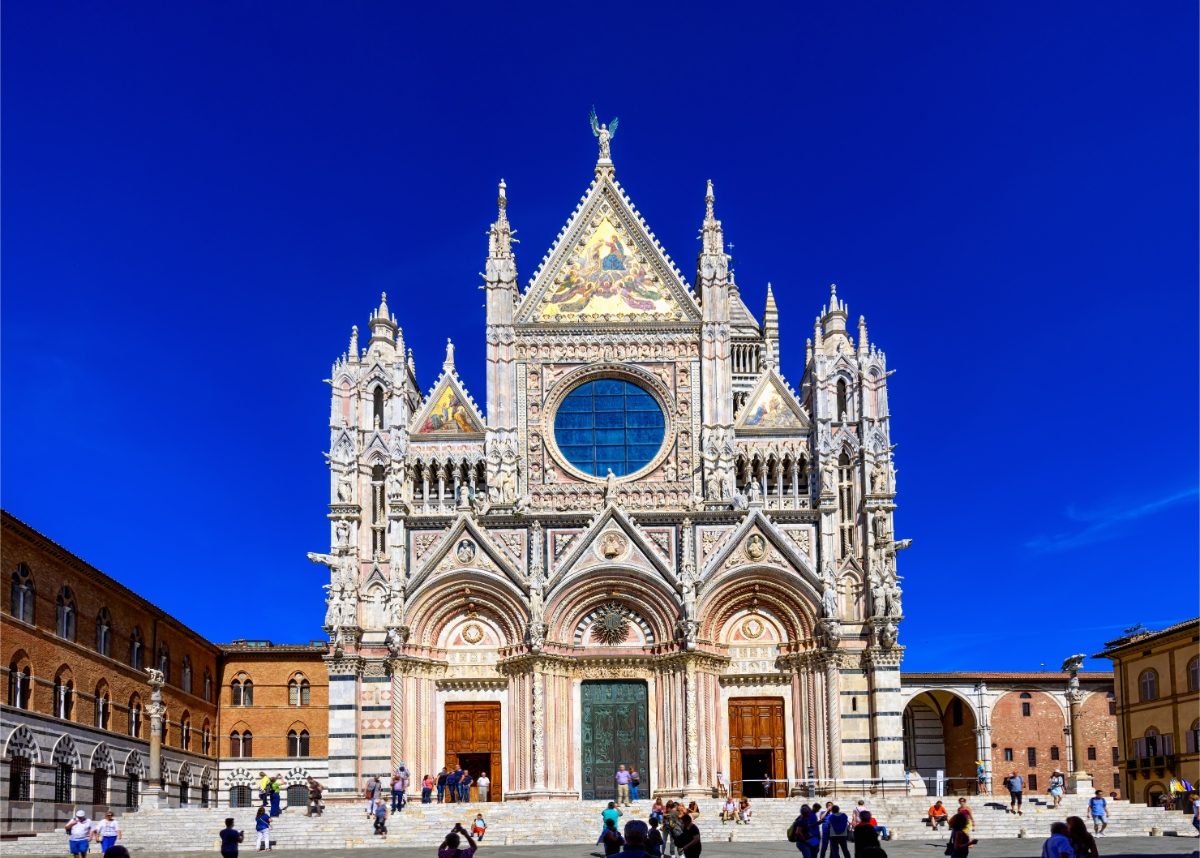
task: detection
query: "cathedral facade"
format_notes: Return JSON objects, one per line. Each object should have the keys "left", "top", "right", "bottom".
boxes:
{"left": 312, "top": 132, "right": 907, "bottom": 801}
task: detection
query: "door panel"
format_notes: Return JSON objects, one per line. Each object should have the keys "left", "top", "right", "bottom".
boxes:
{"left": 728, "top": 697, "right": 786, "bottom": 798}
{"left": 445, "top": 702, "right": 502, "bottom": 801}
{"left": 580, "top": 681, "right": 649, "bottom": 800}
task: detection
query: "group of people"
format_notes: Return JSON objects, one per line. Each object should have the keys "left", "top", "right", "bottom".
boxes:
{"left": 614, "top": 764, "right": 643, "bottom": 804}
{"left": 789, "top": 800, "right": 891, "bottom": 858}
{"left": 62, "top": 809, "right": 125, "bottom": 856}
{"left": 719, "top": 796, "right": 754, "bottom": 824}
{"left": 433, "top": 766, "right": 492, "bottom": 803}
{"left": 601, "top": 802, "right": 702, "bottom": 858}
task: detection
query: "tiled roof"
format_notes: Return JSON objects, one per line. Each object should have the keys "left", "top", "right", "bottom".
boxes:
{"left": 1095, "top": 617, "right": 1200, "bottom": 657}
{"left": 903, "top": 671, "right": 1111, "bottom": 682}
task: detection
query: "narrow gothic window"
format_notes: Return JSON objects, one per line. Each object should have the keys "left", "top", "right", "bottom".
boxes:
{"left": 289, "top": 677, "right": 310, "bottom": 706}
{"left": 373, "top": 387, "right": 385, "bottom": 427}
{"left": 836, "top": 379, "right": 848, "bottom": 419}
{"left": 203, "top": 669, "right": 213, "bottom": 702}
{"left": 95, "top": 608, "right": 112, "bottom": 656}
{"left": 1050, "top": 745, "right": 1059, "bottom": 761}
{"left": 1087, "top": 746, "right": 1096, "bottom": 761}
{"left": 9, "top": 565, "right": 34, "bottom": 624}
{"left": 1027, "top": 747, "right": 1036, "bottom": 766}
{"left": 1139, "top": 669, "right": 1158, "bottom": 701}
{"left": 181, "top": 656, "right": 192, "bottom": 694}
{"left": 54, "top": 762, "right": 73, "bottom": 803}
{"left": 1020, "top": 691, "right": 1032, "bottom": 716}
{"left": 96, "top": 684, "right": 111, "bottom": 730}
{"left": 53, "top": 673, "right": 74, "bottom": 720}
{"left": 181, "top": 714, "right": 191, "bottom": 750}
{"left": 129, "top": 696, "right": 142, "bottom": 738}
{"left": 1188, "top": 657, "right": 1199, "bottom": 693}
{"left": 7, "top": 661, "right": 31, "bottom": 709}
{"left": 202, "top": 721, "right": 211, "bottom": 755}
{"left": 8, "top": 756, "right": 30, "bottom": 800}
{"left": 157, "top": 643, "right": 170, "bottom": 683}
{"left": 56, "top": 587, "right": 77, "bottom": 640}
{"left": 231, "top": 677, "right": 253, "bottom": 706}
{"left": 129, "top": 628, "right": 143, "bottom": 670}
{"left": 92, "top": 768, "right": 108, "bottom": 807}
{"left": 371, "top": 464, "right": 386, "bottom": 556}
{"left": 837, "top": 452, "right": 855, "bottom": 557}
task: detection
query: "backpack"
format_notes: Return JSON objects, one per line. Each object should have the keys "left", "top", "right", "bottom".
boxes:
{"left": 829, "top": 813, "right": 849, "bottom": 837}
{"left": 786, "top": 822, "right": 798, "bottom": 842}
{"left": 1002, "top": 776, "right": 1012, "bottom": 789}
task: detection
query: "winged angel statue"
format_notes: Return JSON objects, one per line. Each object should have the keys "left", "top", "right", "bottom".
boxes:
{"left": 590, "top": 107, "right": 619, "bottom": 161}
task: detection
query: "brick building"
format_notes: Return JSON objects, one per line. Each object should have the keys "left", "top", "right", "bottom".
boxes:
{"left": 1096, "top": 619, "right": 1200, "bottom": 808}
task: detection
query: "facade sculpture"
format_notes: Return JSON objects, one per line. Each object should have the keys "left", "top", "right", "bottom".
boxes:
{"left": 312, "top": 122, "right": 907, "bottom": 801}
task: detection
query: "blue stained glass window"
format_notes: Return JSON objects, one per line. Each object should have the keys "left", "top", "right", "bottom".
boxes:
{"left": 554, "top": 379, "right": 666, "bottom": 477}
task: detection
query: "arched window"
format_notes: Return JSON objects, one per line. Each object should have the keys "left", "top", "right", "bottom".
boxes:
{"left": 9, "top": 565, "right": 34, "bottom": 624}
{"left": 230, "top": 675, "right": 253, "bottom": 706}
{"left": 1139, "top": 669, "right": 1159, "bottom": 702}
{"left": 836, "top": 379, "right": 848, "bottom": 419}
{"left": 1136, "top": 726, "right": 1174, "bottom": 758}
{"left": 181, "top": 656, "right": 193, "bottom": 694}
{"left": 53, "top": 668, "right": 74, "bottom": 720}
{"left": 1020, "top": 691, "right": 1032, "bottom": 717}
{"left": 201, "top": 720, "right": 212, "bottom": 756}
{"left": 55, "top": 586, "right": 76, "bottom": 641}
{"left": 1186, "top": 719, "right": 1199, "bottom": 754}
{"left": 1106, "top": 691, "right": 1117, "bottom": 715}
{"left": 373, "top": 386, "right": 386, "bottom": 428}
{"left": 128, "top": 694, "right": 143, "bottom": 738}
{"left": 202, "top": 668, "right": 213, "bottom": 702}
{"left": 157, "top": 642, "right": 170, "bottom": 683}
{"left": 128, "top": 627, "right": 143, "bottom": 670}
{"left": 95, "top": 608, "right": 112, "bottom": 656}
{"left": 1188, "top": 657, "right": 1199, "bottom": 693}
{"left": 287, "top": 729, "right": 311, "bottom": 758}
{"left": 288, "top": 675, "right": 311, "bottom": 707}
{"left": 229, "top": 730, "right": 252, "bottom": 758}
{"left": 7, "top": 654, "right": 31, "bottom": 709}
{"left": 180, "top": 712, "right": 191, "bottom": 750}
{"left": 95, "top": 681, "right": 111, "bottom": 730}
{"left": 837, "top": 451, "right": 855, "bottom": 557}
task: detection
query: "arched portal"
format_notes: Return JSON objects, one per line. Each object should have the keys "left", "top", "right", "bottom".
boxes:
{"left": 902, "top": 690, "right": 978, "bottom": 794}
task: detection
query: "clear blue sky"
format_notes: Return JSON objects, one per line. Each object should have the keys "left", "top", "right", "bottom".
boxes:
{"left": 3, "top": 2, "right": 1196, "bottom": 670}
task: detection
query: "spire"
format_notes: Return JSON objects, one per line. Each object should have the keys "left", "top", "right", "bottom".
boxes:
{"left": 368, "top": 291, "right": 398, "bottom": 351}
{"left": 857, "top": 315, "right": 869, "bottom": 357}
{"left": 821, "top": 282, "right": 849, "bottom": 343}
{"left": 701, "top": 179, "right": 724, "bottom": 256}
{"left": 349, "top": 325, "right": 359, "bottom": 362}
{"left": 813, "top": 316, "right": 824, "bottom": 351}
{"left": 488, "top": 179, "right": 514, "bottom": 257}
{"left": 763, "top": 282, "right": 780, "bottom": 367}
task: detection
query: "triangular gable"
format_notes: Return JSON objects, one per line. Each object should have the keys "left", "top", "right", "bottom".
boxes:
{"left": 408, "top": 514, "right": 521, "bottom": 593}
{"left": 516, "top": 178, "right": 701, "bottom": 324}
{"left": 734, "top": 370, "right": 809, "bottom": 434}
{"left": 409, "top": 371, "right": 485, "bottom": 437}
{"left": 550, "top": 504, "right": 673, "bottom": 584}
{"left": 702, "top": 508, "right": 817, "bottom": 586}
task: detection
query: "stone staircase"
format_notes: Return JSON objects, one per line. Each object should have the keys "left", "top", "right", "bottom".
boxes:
{"left": 3, "top": 794, "right": 1187, "bottom": 854}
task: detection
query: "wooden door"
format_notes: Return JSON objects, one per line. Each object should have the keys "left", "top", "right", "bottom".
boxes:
{"left": 444, "top": 702, "right": 502, "bottom": 801}
{"left": 580, "top": 681, "right": 649, "bottom": 800}
{"left": 728, "top": 697, "right": 786, "bottom": 797}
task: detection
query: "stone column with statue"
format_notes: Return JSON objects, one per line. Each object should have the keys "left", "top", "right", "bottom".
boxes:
{"left": 143, "top": 668, "right": 167, "bottom": 808}
{"left": 1062, "top": 654, "right": 1093, "bottom": 794}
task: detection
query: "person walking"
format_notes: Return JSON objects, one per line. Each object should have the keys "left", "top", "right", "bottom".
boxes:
{"left": 1086, "top": 790, "right": 1108, "bottom": 836}
{"left": 219, "top": 817, "right": 244, "bottom": 858}
{"left": 258, "top": 772, "right": 271, "bottom": 808}
{"left": 630, "top": 768, "right": 641, "bottom": 802}
{"left": 615, "top": 764, "right": 632, "bottom": 806}
{"left": 306, "top": 775, "right": 323, "bottom": 817}
{"left": 439, "top": 823, "right": 478, "bottom": 858}
{"left": 817, "top": 801, "right": 834, "bottom": 858}
{"left": 1048, "top": 769, "right": 1065, "bottom": 808}
{"left": 602, "top": 800, "right": 623, "bottom": 838}
{"left": 663, "top": 802, "right": 682, "bottom": 858}
{"left": 1065, "top": 816, "right": 1098, "bottom": 858}
{"left": 95, "top": 810, "right": 121, "bottom": 854}
{"left": 927, "top": 800, "right": 948, "bottom": 832}
{"left": 761, "top": 773, "right": 771, "bottom": 798}
{"left": 254, "top": 807, "right": 272, "bottom": 851}
{"left": 824, "top": 804, "right": 851, "bottom": 858}
{"left": 365, "top": 774, "right": 380, "bottom": 815}
{"left": 790, "top": 805, "right": 818, "bottom": 858}
{"left": 372, "top": 797, "right": 388, "bottom": 836}
{"left": 476, "top": 771, "right": 490, "bottom": 803}
{"left": 390, "top": 774, "right": 404, "bottom": 812}
{"left": 422, "top": 773, "right": 434, "bottom": 804}
{"left": 674, "top": 813, "right": 702, "bottom": 858}
{"left": 946, "top": 814, "right": 976, "bottom": 858}
{"left": 1003, "top": 770, "right": 1024, "bottom": 815}
{"left": 396, "top": 765, "right": 410, "bottom": 810}
{"left": 1040, "top": 821, "right": 1073, "bottom": 858}
{"left": 1191, "top": 791, "right": 1200, "bottom": 836}
{"left": 956, "top": 797, "right": 975, "bottom": 833}
{"left": 436, "top": 768, "right": 449, "bottom": 803}
{"left": 64, "top": 810, "right": 95, "bottom": 857}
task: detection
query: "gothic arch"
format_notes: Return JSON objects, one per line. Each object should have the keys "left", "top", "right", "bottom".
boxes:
{"left": 89, "top": 742, "right": 116, "bottom": 773}
{"left": 698, "top": 570, "right": 817, "bottom": 643}
{"left": 124, "top": 749, "right": 146, "bottom": 777}
{"left": 546, "top": 571, "right": 678, "bottom": 646}
{"left": 4, "top": 724, "right": 40, "bottom": 762}
{"left": 51, "top": 734, "right": 81, "bottom": 767}
{"left": 406, "top": 571, "right": 528, "bottom": 649}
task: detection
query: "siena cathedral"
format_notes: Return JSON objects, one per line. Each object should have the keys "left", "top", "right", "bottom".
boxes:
{"left": 309, "top": 125, "right": 907, "bottom": 802}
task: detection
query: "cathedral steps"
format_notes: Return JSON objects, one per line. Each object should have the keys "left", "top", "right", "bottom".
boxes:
{"left": 3, "top": 795, "right": 1188, "bottom": 854}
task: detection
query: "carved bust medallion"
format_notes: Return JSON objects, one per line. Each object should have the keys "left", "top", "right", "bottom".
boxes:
{"left": 456, "top": 539, "right": 476, "bottom": 564}
{"left": 744, "top": 534, "right": 766, "bottom": 561}
{"left": 600, "top": 531, "right": 626, "bottom": 560}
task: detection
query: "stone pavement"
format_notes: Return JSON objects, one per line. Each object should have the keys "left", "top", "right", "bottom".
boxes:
{"left": 20, "top": 837, "right": 1198, "bottom": 858}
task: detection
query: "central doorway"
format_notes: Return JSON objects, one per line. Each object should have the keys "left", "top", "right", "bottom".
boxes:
{"left": 580, "top": 680, "right": 650, "bottom": 800}
{"left": 728, "top": 697, "right": 786, "bottom": 798}
{"left": 444, "top": 702, "right": 502, "bottom": 801}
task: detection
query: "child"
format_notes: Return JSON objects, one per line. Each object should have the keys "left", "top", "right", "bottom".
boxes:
{"left": 647, "top": 817, "right": 664, "bottom": 858}
{"left": 471, "top": 812, "right": 487, "bottom": 841}
{"left": 601, "top": 818, "right": 624, "bottom": 856}
{"left": 254, "top": 807, "right": 271, "bottom": 852}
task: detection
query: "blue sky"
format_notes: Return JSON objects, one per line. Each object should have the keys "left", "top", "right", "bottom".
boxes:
{"left": 3, "top": 2, "right": 1196, "bottom": 670}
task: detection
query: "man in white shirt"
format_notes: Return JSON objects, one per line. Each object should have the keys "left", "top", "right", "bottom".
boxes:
{"left": 96, "top": 810, "right": 122, "bottom": 853}
{"left": 63, "top": 810, "right": 94, "bottom": 856}
{"left": 476, "top": 771, "right": 491, "bottom": 802}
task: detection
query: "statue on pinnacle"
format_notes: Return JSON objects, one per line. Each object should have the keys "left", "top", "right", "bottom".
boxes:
{"left": 590, "top": 106, "right": 618, "bottom": 162}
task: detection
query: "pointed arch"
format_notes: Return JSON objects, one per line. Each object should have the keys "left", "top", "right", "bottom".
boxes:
{"left": 407, "top": 571, "right": 528, "bottom": 649}
{"left": 51, "top": 734, "right": 81, "bottom": 767}
{"left": 698, "top": 569, "right": 818, "bottom": 643}
{"left": 123, "top": 749, "right": 146, "bottom": 777}
{"left": 4, "top": 724, "right": 41, "bottom": 762}
{"left": 89, "top": 742, "right": 116, "bottom": 773}
{"left": 546, "top": 570, "right": 679, "bottom": 647}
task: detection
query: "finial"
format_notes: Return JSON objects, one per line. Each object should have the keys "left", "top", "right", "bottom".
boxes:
{"left": 705, "top": 179, "right": 715, "bottom": 220}
{"left": 857, "top": 315, "right": 869, "bottom": 356}
{"left": 498, "top": 178, "right": 507, "bottom": 211}
{"left": 443, "top": 338, "right": 455, "bottom": 371}
{"left": 349, "top": 325, "right": 359, "bottom": 358}
{"left": 407, "top": 347, "right": 415, "bottom": 374}
{"left": 375, "top": 291, "right": 389, "bottom": 320}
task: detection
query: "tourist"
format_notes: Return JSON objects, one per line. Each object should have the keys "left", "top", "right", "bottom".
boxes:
{"left": 647, "top": 817, "right": 665, "bottom": 858}
{"left": 649, "top": 797, "right": 665, "bottom": 824}
{"left": 927, "top": 800, "right": 948, "bottom": 831}
{"left": 849, "top": 800, "right": 869, "bottom": 828}
{"left": 1087, "top": 789, "right": 1108, "bottom": 836}
{"left": 975, "top": 761, "right": 988, "bottom": 795}
{"left": 372, "top": 797, "right": 388, "bottom": 836}
{"left": 602, "top": 800, "right": 623, "bottom": 837}
{"left": 96, "top": 809, "right": 121, "bottom": 854}
{"left": 789, "top": 804, "right": 819, "bottom": 858}
{"left": 258, "top": 772, "right": 270, "bottom": 807}
{"left": 436, "top": 768, "right": 449, "bottom": 803}
{"left": 630, "top": 767, "right": 642, "bottom": 801}
{"left": 616, "top": 764, "right": 632, "bottom": 807}
{"left": 945, "top": 814, "right": 976, "bottom": 858}
{"left": 270, "top": 774, "right": 284, "bottom": 817}
{"left": 459, "top": 769, "right": 473, "bottom": 803}
{"left": 391, "top": 773, "right": 404, "bottom": 812}
{"left": 956, "top": 797, "right": 975, "bottom": 833}
{"left": 439, "top": 823, "right": 478, "bottom": 858}
{"left": 471, "top": 812, "right": 487, "bottom": 841}
{"left": 866, "top": 812, "right": 889, "bottom": 842}
{"left": 663, "top": 802, "right": 682, "bottom": 857}
{"left": 1040, "top": 821, "right": 1073, "bottom": 858}
{"left": 1048, "top": 769, "right": 1065, "bottom": 808}
{"left": 254, "top": 806, "right": 272, "bottom": 851}
{"left": 721, "top": 796, "right": 737, "bottom": 823}
{"left": 422, "top": 773, "right": 434, "bottom": 804}
{"left": 674, "top": 813, "right": 702, "bottom": 858}
{"left": 219, "top": 818, "right": 244, "bottom": 858}
{"left": 1192, "top": 791, "right": 1200, "bottom": 835}
{"left": 365, "top": 774, "right": 380, "bottom": 814}
{"left": 737, "top": 797, "right": 752, "bottom": 825}
{"left": 446, "top": 767, "right": 461, "bottom": 804}
{"left": 715, "top": 770, "right": 727, "bottom": 798}
{"left": 476, "top": 771, "right": 490, "bottom": 802}
{"left": 1003, "top": 769, "right": 1023, "bottom": 815}
{"left": 1065, "top": 815, "right": 1098, "bottom": 858}
{"left": 817, "top": 801, "right": 834, "bottom": 858}
{"left": 307, "top": 775, "right": 323, "bottom": 817}
{"left": 601, "top": 818, "right": 625, "bottom": 856}
{"left": 761, "top": 773, "right": 771, "bottom": 797}
{"left": 397, "top": 765, "right": 411, "bottom": 809}
{"left": 686, "top": 800, "right": 701, "bottom": 820}
{"left": 64, "top": 810, "right": 94, "bottom": 856}
{"left": 613, "top": 819, "right": 650, "bottom": 858}
{"left": 824, "top": 804, "right": 851, "bottom": 858}
{"left": 852, "top": 811, "right": 882, "bottom": 858}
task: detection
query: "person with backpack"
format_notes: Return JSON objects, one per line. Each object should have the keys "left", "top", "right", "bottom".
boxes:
{"left": 789, "top": 805, "right": 820, "bottom": 858}
{"left": 825, "top": 804, "right": 851, "bottom": 858}
{"left": 601, "top": 817, "right": 626, "bottom": 856}
{"left": 438, "top": 823, "right": 478, "bottom": 858}
{"left": 1087, "top": 790, "right": 1108, "bottom": 836}
{"left": 673, "top": 813, "right": 702, "bottom": 858}
{"left": 436, "top": 768, "right": 449, "bottom": 803}
{"left": 945, "top": 813, "right": 976, "bottom": 858}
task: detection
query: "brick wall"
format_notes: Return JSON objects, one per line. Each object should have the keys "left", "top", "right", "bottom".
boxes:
{"left": 990, "top": 690, "right": 1070, "bottom": 796}
{"left": 218, "top": 647, "right": 328, "bottom": 762}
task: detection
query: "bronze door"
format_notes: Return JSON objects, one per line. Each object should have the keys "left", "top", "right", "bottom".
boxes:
{"left": 581, "top": 680, "right": 650, "bottom": 800}
{"left": 444, "top": 702, "right": 502, "bottom": 801}
{"left": 728, "top": 697, "right": 786, "bottom": 798}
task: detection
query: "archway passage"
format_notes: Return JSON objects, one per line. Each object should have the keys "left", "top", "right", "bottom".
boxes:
{"left": 729, "top": 697, "right": 786, "bottom": 798}
{"left": 580, "top": 680, "right": 649, "bottom": 801}
{"left": 902, "top": 691, "right": 978, "bottom": 794}
{"left": 444, "top": 702, "right": 502, "bottom": 802}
